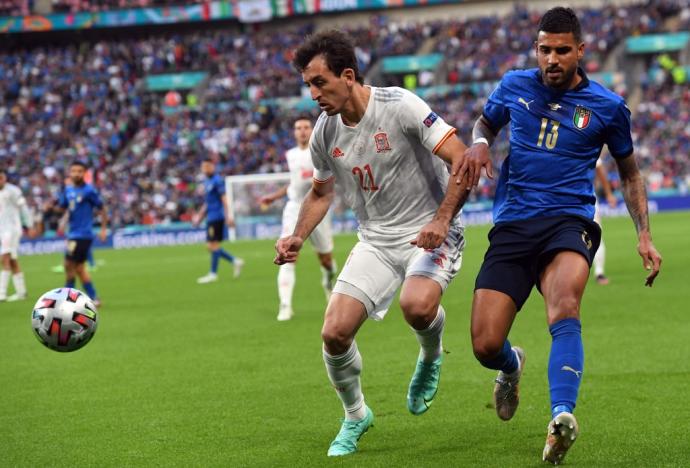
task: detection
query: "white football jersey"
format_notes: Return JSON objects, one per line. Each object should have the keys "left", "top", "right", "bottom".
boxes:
{"left": 0, "top": 183, "right": 33, "bottom": 233}
{"left": 285, "top": 146, "right": 314, "bottom": 202}
{"left": 310, "top": 86, "right": 461, "bottom": 245}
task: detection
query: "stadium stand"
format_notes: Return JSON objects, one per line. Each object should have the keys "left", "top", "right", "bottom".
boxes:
{"left": 0, "top": 1, "right": 689, "bottom": 226}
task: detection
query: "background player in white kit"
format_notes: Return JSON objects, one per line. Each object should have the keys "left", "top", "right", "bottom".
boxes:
{"left": 0, "top": 168, "right": 34, "bottom": 302}
{"left": 593, "top": 156, "right": 618, "bottom": 284}
{"left": 260, "top": 117, "right": 337, "bottom": 321}
{"left": 275, "top": 30, "right": 471, "bottom": 456}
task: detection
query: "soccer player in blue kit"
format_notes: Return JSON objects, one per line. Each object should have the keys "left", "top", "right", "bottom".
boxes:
{"left": 457, "top": 7, "right": 662, "bottom": 464}
{"left": 54, "top": 161, "right": 108, "bottom": 305}
{"left": 195, "top": 159, "right": 244, "bottom": 284}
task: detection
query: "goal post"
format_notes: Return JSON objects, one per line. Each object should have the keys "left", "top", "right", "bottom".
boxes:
{"left": 224, "top": 173, "right": 358, "bottom": 241}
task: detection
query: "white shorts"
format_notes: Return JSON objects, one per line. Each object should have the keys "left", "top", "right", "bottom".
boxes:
{"left": 334, "top": 227, "right": 465, "bottom": 320}
{"left": 281, "top": 200, "right": 334, "bottom": 254}
{"left": 0, "top": 230, "right": 21, "bottom": 260}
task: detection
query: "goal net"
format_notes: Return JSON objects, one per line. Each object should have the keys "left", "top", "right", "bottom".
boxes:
{"left": 224, "top": 173, "right": 356, "bottom": 241}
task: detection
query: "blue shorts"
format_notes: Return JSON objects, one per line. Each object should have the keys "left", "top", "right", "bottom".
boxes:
{"left": 474, "top": 215, "right": 601, "bottom": 311}
{"left": 65, "top": 239, "right": 92, "bottom": 264}
{"left": 206, "top": 220, "right": 225, "bottom": 242}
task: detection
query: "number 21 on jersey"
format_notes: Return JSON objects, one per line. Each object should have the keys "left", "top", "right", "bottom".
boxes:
{"left": 352, "top": 164, "right": 379, "bottom": 191}
{"left": 537, "top": 118, "right": 559, "bottom": 150}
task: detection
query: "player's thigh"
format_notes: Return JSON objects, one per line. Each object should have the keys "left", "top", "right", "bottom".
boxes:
{"left": 405, "top": 226, "right": 465, "bottom": 295}
{"left": 539, "top": 251, "right": 590, "bottom": 325}
{"left": 322, "top": 293, "right": 368, "bottom": 352}
{"left": 308, "top": 211, "right": 333, "bottom": 254}
{"left": 334, "top": 241, "right": 404, "bottom": 321}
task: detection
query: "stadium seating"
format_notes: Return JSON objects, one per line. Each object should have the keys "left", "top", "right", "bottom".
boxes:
{"left": 1, "top": 2, "right": 689, "bottom": 226}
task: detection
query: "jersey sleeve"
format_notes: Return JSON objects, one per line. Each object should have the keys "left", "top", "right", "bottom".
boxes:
{"left": 605, "top": 101, "right": 634, "bottom": 159}
{"left": 90, "top": 187, "right": 104, "bottom": 209}
{"left": 58, "top": 190, "right": 68, "bottom": 209}
{"left": 309, "top": 121, "right": 334, "bottom": 182}
{"left": 482, "top": 78, "right": 511, "bottom": 133}
{"left": 398, "top": 89, "right": 456, "bottom": 154}
{"left": 215, "top": 176, "right": 226, "bottom": 196}
{"left": 13, "top": 187, "right": 33, "bottom": 228}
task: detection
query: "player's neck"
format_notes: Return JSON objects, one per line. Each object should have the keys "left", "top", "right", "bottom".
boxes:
{"left": 340, "top": 85, "right": 371, "bottom": 128}
{"left": 297, "top": 143, "right": 308, "bottom": 150}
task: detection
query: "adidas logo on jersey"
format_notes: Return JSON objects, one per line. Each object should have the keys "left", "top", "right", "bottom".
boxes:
{"left": 332, "top": 147, "right": 345, "bottom": 158}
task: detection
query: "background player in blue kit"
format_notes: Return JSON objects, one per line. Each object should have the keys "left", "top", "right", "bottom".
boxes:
{"left": 457, "top": 7, "right": 662, "bottom": 464}
{"left": 195, "top": 158, "right": 244, "bottom": 284}
{"left": 53, "top": 161, "right": 108, "bottom": 305}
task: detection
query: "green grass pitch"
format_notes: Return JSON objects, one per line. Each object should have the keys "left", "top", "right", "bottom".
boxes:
{"left": 1, "top": 212, "right": 688, "bottom": 467}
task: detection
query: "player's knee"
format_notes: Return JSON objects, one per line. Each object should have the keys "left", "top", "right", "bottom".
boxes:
{"left": 400, "top": 295, "right": 438, "bottom": 329}
{"left": 472, "top": 336, "right": 504, "bottom": 363}
{"left": 547, "top": 296, "right": 581, "bottom": 324}
{"left": 321, "top": 324, "right": 353, "bottom": 355}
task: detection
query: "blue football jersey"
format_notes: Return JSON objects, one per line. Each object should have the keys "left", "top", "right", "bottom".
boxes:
{"left": 204, "top": 174, "right": 226, "bottom": 223}
{"left": 58, "top": 184, "right": 104, "bottom": 240}
{"left": 483, "top": 68, "right": 633, "bottom": 223}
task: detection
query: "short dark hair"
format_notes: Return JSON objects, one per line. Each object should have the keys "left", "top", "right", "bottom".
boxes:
{"left": 70, "top": 160, "right": 88, "bottom": 169}
{"left": 293, "top": 30, "right": 364, "bottom": 84}
{"left": 538, "top": 7, "right": 582, "bottom": 43}
{"left": 294, "top": 116, "right": 313, "bottom": 125}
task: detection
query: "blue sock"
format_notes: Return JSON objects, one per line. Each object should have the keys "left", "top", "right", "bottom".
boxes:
{"left": 218, "top": 248, "right": 235, "bottom": 263}
{"left": 478, "top": 339, "right": 518, "bottom": 374}
{"left": 65, "top": 278, "right": 76, "bottom": 288}
{"left": 211, "top": 250, "right": 221, "bottom": 273}
{"left": 548, "top": 318, "right": 583, "bottom": 418}
{"left": 87, "top": 250, "right": 95, "bottom": 267}
{"left": 83, "top": 281, "right": 98, "bottom": 300}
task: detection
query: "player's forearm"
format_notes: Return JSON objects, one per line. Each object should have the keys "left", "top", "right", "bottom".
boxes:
{"left": 100, "top": 210, "right": 109, "bottom": 230}
{"left": 434, "top": 172, "right": 470, "bottom": 224}
{"left": 620, "top": 173, "right": 651, "bottom": 236}
{"left": 292, "top": 189, "right": 333, "bottom": 240}
{"left": 472, "top": 116, "right": 497, "bottom": 147}
{"left": 270, "top": 186, "right": 289, "bottom": 202}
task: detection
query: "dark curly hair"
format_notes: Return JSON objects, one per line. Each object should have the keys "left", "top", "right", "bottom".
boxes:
{"left": 293, "top": 29, "right": 364, "bottom": 84}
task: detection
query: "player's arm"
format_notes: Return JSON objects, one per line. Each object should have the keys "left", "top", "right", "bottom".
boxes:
{"left": 193, "top": 204, "right": 207, "bottom": 226}
{"left": 97, "top": 206, "right": 108, "bottom": 242}
{"left": 454, "top": 77, "right": 511, "bottom": 188}
{"left": 615, "top": 153, "right": 662, "bottom": 286}
{"left": 412, "top": 135, "right": 471, "bottom": 249}
{"left": 274, "top": 178, "right": 334, "bottom": 265}
{"left": 259, "top": 185, "right": 288, "bottom": 206}
{"left": 15, "top": 190, "right": 36, "bottom": 237}
{"left": 595, "top": 161, "right": 617, "bottom": 208}
{"left": 220, "top": 194, "right": 235, "bottom": 228}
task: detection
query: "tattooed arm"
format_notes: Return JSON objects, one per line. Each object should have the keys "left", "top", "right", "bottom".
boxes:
{"left": 615, "top": 153, "right": 662, "bottom": 286}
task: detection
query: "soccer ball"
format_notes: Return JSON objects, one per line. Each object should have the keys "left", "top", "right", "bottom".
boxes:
{"left": 31, "top": 288, "right": 99, "bottom": 352}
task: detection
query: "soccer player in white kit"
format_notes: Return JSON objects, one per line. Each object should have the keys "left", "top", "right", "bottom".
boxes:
{"left": 274, "top": 30, "right": 471, "bottom": 456}
{"left": 260, "top": 117, "right": 337, "bottom": 321}
{"left": 0, "top": 168, "right": 34, "bottom": 302}
{"left": 593, "top": 156, "right": 618, "bottom": 284}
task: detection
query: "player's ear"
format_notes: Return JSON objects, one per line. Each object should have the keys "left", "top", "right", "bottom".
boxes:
{"left": 341, "top": 68, "right": 355, "bottom": 86}
{"left": 577, "top": 42, "right": 585, "bottom": 61}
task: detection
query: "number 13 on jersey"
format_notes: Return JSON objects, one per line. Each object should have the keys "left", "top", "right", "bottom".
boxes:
{"left": 537, "top": 118, "right": 560, "bottom": 149}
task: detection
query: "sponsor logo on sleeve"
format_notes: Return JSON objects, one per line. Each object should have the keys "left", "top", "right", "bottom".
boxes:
{"left": 423, "top": 112, "right": 439, "bottom": 128}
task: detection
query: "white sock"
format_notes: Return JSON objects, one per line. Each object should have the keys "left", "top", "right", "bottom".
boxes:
{"left": 0, "top": 270, "right": 9, "bottom": 298}
{"left": 277, "top": 263, "right": 295, "bottom": 308}
{"left": 594, "top": 239, "right": 606, "bottom": 277}
{"left": 414, "top": 305, "right": 446, "bottom": 363}
{"left": 12, "top": 272, "right": 26, "bottom": 296}
{"left": 323, "top": 341, "right": 366, "bottom": 421}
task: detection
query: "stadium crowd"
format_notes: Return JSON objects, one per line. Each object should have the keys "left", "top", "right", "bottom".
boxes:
{"left": 0, "top": 2, "right": 689, "bottom": 227}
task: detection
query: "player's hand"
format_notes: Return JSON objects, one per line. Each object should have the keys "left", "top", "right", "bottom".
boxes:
{"left": 274, "top": 235, "right": 304, "bottom": 264}
{"left": 99, "top": 228, "right": 107, "bottom": 243}
{"left": 259, "top": 195, "right": 274, "bottom": 207}
{"left": 411, "top": 219, "right": 448, "bottom": 250}
{"left": 226, "top": 217, "right": 235, "bottom": 228}
{"left": 27, "top": 228, "right": 37, "bottom": 239}
{"left": 637, "top": 232, "right": 662, "bottom": 287}
{"left": 454, "top": 142, "right": 494, "bottom": 189}
{"left": 606, "top": 193, "right": 617, "bottom": 208}
{"left": 191, "top": 214, "right": 200, "bottom": 227}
